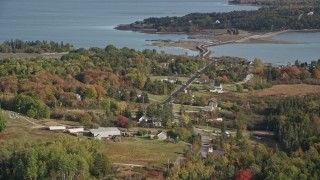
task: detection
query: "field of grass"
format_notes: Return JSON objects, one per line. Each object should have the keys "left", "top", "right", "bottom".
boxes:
{"left": 172, "top": 103, "right": 200, "bottom": 111}
{"left": 103, "top": 136, "right": 188, "bottom": 167}
{"left": 253, "top": 84, "right": 320, "bottom": 96}
{"left": 148, "top": 93, "right": 168, "bottom": 102}
{"left": 192, "top": 90, "right": 212, "bottom": 97}
{"left": 0, "top": 111, "right": 61, "bottom": 142}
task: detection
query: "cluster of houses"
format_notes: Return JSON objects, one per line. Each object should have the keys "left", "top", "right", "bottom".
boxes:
{"left": 160, "top": 78, "right": 178, "bottom": 84}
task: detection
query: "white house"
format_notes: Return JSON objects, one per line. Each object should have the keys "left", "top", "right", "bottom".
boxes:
{"left": 67, "top": 127, "right": 84, "bottom": 133}
{"left": 76, "top": 94, "right": 81, "bottom": 101}
{"left": 216, "top": 118, "right": 223, "bottom": 122}
{"left": 49, "top": 126, "right": 66, "bottom": 131}
{"left": 90, "top": 127, "right": 121, "bottom": 140}
{"left": 244, "top": 74, "right": 253, "bottom": 83}
{"left": 210, "top": 82, "right": 223, "bottom": 93}
{"left": 138, "top": 116, "right": 149, "bottom": 123}
{"left": 307, "top": 11, "right": 314, "bottom": 16}
{"left": 215, "top": 20, "right": 220, "bottom": 24}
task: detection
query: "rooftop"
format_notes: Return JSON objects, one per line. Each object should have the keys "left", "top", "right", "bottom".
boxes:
{"left": 90, "top": 127, "right": 119, "bottom": 133}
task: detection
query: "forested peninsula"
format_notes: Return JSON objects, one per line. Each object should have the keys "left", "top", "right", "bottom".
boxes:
{"left": 116, "top": 5, "right": 320, "bottom": 33}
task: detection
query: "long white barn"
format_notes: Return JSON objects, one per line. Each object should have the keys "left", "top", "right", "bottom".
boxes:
{"left": 90, "top": 127, "right": 121, "bottom": 140}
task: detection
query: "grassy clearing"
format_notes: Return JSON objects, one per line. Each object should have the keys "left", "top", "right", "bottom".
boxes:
{"left": 0, "top": 111, "right": 61, "bottom": 142}
{"left": 148, "top": 93, "right": 168, "bottom": 102}
{"left": 103, "top": 136, "right": 188, "bottom": 167}
{"left": 192, "top": 91, "right": 212, "bottom": 97}
{"left": 172, "top": 103, "right": 200, "bottom": 111}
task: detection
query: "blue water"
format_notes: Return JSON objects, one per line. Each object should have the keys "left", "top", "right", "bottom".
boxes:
{"left": 0, "top": 0, "right": 258, "bottom": 55}
{"left": 210, "top": 32, "right": 320, "bottom": 64}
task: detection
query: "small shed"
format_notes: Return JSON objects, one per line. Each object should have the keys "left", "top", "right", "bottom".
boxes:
{"left": 90, "top": 127, "right": 121, "bottom": 140}
{"left": 49, "top": 126, "right": 66, "bottom": 131}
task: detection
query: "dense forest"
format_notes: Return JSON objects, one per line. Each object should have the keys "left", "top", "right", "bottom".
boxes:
{"left": 126, "top": 5, "right": 320, "bottom": 33}
{"left": 0, "top": 40, "right": 74, "bottom": 53}
{"left": 270, "top": 96, "right": 320, "bottom": 151}
{"left": 0, "top": 136, "right": 115, "bottom": 179}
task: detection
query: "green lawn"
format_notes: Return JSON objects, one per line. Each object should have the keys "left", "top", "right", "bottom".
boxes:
{"left": 148, "top": 93, "right": 168, "bottom": 102}
{"left": 172, "top": 103, "right": 201, "bottom": 111}
{"left": 103, "top": 136, "right": 188, "bottom": 167}
{"left": 192, "top": 90, "right": 212, "bottom": 97}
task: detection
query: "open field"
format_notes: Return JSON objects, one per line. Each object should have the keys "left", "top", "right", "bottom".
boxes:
{"left": 0, "top": 111, "right": 61, "bottom": 141}
{"left": 172, "top": 103, "right": 200, "bottom": 111}
{"left": 103, "top": 136, "right": 188, "bottom": 167}
{"left": 148, "top": 93, "right": 168, "bottom": 102}
{"left": 253, "top": 84, "right": 320, "bottom": 96}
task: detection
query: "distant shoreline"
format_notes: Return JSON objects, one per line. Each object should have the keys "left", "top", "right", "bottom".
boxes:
{"left": 145, "top": 29, "right": 320, "bottom": 53}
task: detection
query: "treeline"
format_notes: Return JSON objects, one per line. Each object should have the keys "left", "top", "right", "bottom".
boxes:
{"left": 0, "top": 39, "right": 74, "bottom": 53}
{"left": 0, "top": 136, "right": 115, "bottom": 179}
{"left": 247, "top": 58, "right": 320, "bottom": 89}
{"left": 0, "top": 94, "right": 50, "bottom": 119}
{"left": 232, "top": 0, "right": 320, "bottom": 6}
{"left": 131, "top": 5, "right": 320, "bottom": 32}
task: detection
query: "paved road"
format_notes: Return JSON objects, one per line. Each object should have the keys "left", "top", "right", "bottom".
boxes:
{"left": 161, "top": 58, "right": 215, "bottom": 105}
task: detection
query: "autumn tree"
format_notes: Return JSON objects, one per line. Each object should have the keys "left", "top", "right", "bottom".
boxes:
{"left": 117, "top": 115, "right": 129, "bottom": 127}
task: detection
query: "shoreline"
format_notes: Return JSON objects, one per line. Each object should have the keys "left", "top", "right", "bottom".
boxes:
{"left": 147, "top": 29, "right": 320, "bottom": 55}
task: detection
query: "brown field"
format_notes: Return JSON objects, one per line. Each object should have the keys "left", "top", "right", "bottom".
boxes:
{"left": 253, "top": 84, "right": 320, "bottom": 96}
